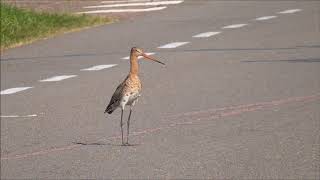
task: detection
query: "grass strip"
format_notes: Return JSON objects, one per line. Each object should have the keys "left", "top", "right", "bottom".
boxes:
{"left": 1, "top": 3, "right": 112, "bottom": 50}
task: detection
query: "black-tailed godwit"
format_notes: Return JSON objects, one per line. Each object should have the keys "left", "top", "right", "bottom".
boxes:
{"left": 105, "top": 47, "right": 165, "bottom": 145}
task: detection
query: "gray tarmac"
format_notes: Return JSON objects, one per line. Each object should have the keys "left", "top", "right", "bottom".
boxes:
{"left": 1, "top": 1, "right": 320, "bottom": 179}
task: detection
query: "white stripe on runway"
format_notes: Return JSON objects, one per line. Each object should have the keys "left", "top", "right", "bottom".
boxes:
{"left": 255, "top": 16, "right": 277, "bottom": 21}
{"left": 158, "top": 42, "right": 189, "bottom": 49}
{"left": 84, "top": 0, "right": 183, "bottom": 8}
{"left": 222, "top": 24, "right": 248, "bottom": 29}
{"left": 122, "top": 52, "right": 155, "bottom": 60}
{"left": 39, "top": 75, "right": 77, "bottom": 82}
{"left": 81, "top": 64, "right": 117, "bottom": 71}
{"left": 0, "top": 114, "right": 37, "bottom": 118}
{"left": 78, "top": 6, "right": 166, "bottom": 14}
{"left": 1, "top": 87, "right": 33, "bottom": 95}
{"left": 193, "top": 31, "right": 221, "bottom": 38}
{"left": 278, "top": 9, "right": 302, "bottom": 14}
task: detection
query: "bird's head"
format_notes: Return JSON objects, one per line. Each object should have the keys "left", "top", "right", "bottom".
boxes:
{"left": 131, "top": 47, "right": 165, "bottom": 66}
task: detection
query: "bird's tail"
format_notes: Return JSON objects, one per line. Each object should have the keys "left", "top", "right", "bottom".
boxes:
{"left": 104, "top": 109, "right": 114, "bottom": 114}
{"left": 104, "top": 104, "right": 114, "bottom": 114}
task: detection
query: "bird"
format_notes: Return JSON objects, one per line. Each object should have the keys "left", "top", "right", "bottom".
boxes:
{"left": 105, "top": 47, "right": 165, "bottom": 146}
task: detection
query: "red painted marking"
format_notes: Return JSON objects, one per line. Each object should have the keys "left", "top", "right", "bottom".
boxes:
{"left": 2, "top": 93, "right": 319, "bottom": 161}
{"left": 1, "top": 144, "right": 80, "bottom": 160}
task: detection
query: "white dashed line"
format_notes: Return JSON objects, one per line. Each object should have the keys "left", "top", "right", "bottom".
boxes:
{"left": 278, "top": 9, "right": 302, "bottom": 14}
{"left": 222, "top": 24, "right": 248, "bottom": 29}
{"left": 0, "top": 87, "right": 33, "bottom": 95}
{"left": 158, "top": 42, "right": 190, "bottom": 49}
{"left": 0, "top": 114, "right": 37, "bottom": 118}
{"left": 78, "top": 6, "right": 166, "bottom": 14}
{"left": 39, "top": 75, "right": 77, "bottom": 82}
{"left": 122, "top": 52, "right": 155, "bottom": 60}
{"left": 192, "top": 31, "right": 221, "bottom": 38}
{"left": 84, "top": 0, "right": 183, "bottom": 8}
{"left": 81, "top": 64, "right": 117, "bottom": 71}
{"left": 255, "top": 16, "right": 277, "bottom": 21}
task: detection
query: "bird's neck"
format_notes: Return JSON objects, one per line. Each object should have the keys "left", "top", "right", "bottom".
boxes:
{"left": 130, "top": 54, "right": 139, "bottom": 75}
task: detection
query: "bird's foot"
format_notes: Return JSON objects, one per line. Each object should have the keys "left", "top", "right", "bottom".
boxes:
{"left": 121, "top": 142, "right": 131, "bottom": 146}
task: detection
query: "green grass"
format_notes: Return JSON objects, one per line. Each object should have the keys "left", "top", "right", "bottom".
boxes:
{"left": 1, "top": 3, "right": 112, "bottom": 50}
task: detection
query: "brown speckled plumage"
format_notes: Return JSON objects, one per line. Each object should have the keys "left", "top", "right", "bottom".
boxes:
{"left": 104, "top": 74, "right": 141, "bottom": 114}
{"left": 105, "top": 48, "right": 142, "bottom": 114}
{"left": 104, "top": 47, "right": 165, "bottom": 145}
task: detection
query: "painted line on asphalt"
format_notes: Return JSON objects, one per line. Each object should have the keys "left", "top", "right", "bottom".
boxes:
{"left": 222, "top": 24, "right": 248, "bottom": 29}
{"left": 255, "top": 16, "right": 277, "bottom": 21}
{"left": 192, "top": 31, "right": 221, "bottom": 38}
{"left": 39, "top": 75, "right": 77, "bottom": 82}
{"left": 0, "top": 114, "right": 37, "bottom": 118}
{"left": 158, "top": 42, "right": 190, "bottom": 49}
{"left": 122, "top": 52, "right": 155, "bottom": 60}
{"left": 2, "top": 93, "right": 319, "bottom": 160}
{"left": 99, "top": 93, "right": 320, "bottom": 141}
{"left": 81, "top": 64, "right": 117, "bottom": 71}
{"left": 278, "top": 9, "right": 302, "bottom": 14}
{"left": 0, "top": 87, "right": 33, "bottom": 95}
{"left": 77, "top": 6, "right": 166, "bottom": 14}
{"left": 84, "top": 0, "right": 183, "bottom": 8}
{"left": 101, "top": 0, "right": 150, "bottom": 3}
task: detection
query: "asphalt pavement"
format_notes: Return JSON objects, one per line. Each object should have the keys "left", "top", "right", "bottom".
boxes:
{"left": 1, "top": 0, "right": 320, "bottom": 179}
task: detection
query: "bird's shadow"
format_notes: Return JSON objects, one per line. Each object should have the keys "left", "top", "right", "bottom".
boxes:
{"left": 72, "top": 141, "right": 140, "bottom": 147}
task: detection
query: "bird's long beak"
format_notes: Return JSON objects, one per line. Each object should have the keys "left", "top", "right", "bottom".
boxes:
{"left": 142, "top": 53, "right": 165, "bottom": 66}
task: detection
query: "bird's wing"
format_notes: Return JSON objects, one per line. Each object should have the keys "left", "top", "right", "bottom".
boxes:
{"left": 105, "top": 77, "right": 128, "bottom": 114}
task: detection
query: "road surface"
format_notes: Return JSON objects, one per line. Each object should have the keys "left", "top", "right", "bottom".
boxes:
{"left": 1, "top": 0, "right": 320, "bottom": 179}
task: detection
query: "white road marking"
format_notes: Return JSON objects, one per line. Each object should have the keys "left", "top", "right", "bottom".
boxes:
{"left": 278, "top": 9, "right": 302, "bottom": 14}
{"left": 255, "top": 16, "right": 277, "bottom": 21}
{"left": 158, "top": 42, "right": 190, "bottom": 49}
{"left": 222, "top": 24, "right": 248, "bottom": 29}
{"left": 0, "top": 114, "right": 37, "bottom": 118}
{"left": 39, "top": 75, "right": 77, "bottom": 82}
{"left": 81, "top": 64, "right": 117, "bottom": 71}
{"left": 192, "top": 31, "right": 221, "bottom": 38}
{"left": 84, "top": 0, "right": 183, "bottom": 8}
{"left": 0, "top": 87, "right": 33, "bottom": 95}
{"left": 122, "top": 52, "right": 155, "bottom": 60}
{"left": 78, "top": 6, "right": 166, "bottom": 14}
{"left": 101, "top": 0, "right": 150, "bottom": 3}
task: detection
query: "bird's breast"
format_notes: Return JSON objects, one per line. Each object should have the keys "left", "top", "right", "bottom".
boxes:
{"left": 121, "top": 75, "right": 142, "bottom": 106}
{"left": 121, "top": 90, "right": 140, "bottom": 106}
{"left": 126, "top": 75, "right": 141, "bottom": 91}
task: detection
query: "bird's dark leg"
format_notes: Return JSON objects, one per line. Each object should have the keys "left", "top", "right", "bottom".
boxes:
{"left": 120, "top": 108, "right": 124, "bottom": 145}
{"left": 126, "top": 108, "right": 133, "bottom": 145}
